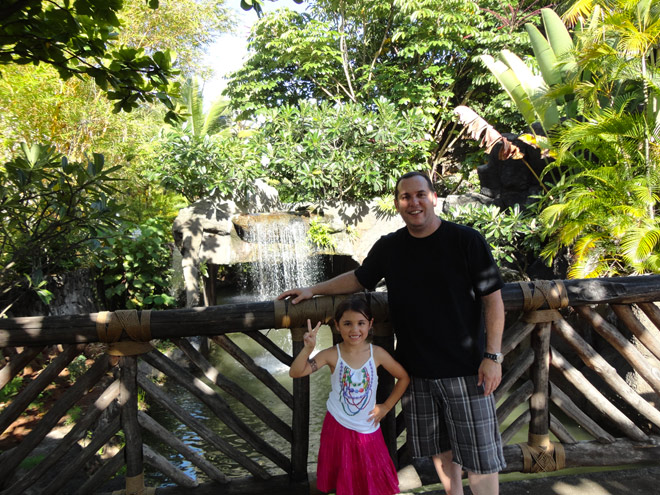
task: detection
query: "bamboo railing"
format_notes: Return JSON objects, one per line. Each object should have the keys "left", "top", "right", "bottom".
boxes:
{"left": 0, "top": 276, "right": 659, "bottom": 494}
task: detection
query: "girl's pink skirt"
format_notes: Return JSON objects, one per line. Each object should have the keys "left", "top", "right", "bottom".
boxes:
{"left": 316, "top": 412, "right": 400, "bottom": 495}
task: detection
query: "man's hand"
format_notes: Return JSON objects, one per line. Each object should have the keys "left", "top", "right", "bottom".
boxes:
{"left": 277, "top": 287, "right": 313, "bottom": 304}
{"left": 478, "top": 359, "right": 502, "bottom": 396}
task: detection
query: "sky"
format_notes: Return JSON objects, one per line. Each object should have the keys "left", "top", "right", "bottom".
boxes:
{"left": 202, "top": 0, "right": 308, "bottom": 104}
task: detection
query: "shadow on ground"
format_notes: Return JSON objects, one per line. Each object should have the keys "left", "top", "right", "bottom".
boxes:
{"left": 408, "top": 464, "right": 660, "bottom": 495}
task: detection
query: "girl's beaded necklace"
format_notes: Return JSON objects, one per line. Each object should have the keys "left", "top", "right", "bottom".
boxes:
{"left": 338, "top": 345, "right": 375, "bottom": 416}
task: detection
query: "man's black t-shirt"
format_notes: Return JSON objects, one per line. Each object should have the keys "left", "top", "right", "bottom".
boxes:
{"left": 354, "top": 220, "right": 504, "bottom": 379}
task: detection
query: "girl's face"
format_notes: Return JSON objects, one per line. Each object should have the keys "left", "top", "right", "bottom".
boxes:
{"left": 336, "top": 309, "right": 373, "bottom": 346}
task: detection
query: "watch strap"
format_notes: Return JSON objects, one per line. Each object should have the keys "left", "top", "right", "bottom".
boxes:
{"left": 484, "top": 351, "right": 503, "bottom": 363}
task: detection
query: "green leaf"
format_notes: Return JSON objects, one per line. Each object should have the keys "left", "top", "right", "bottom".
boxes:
{"left": 540, "top": 8, "right": 577, "bottom": 78}
{"left": 541, "top": 8, "right": 574, "bottom": 59}
{"left": 525, "top": 23, "right": 562, "bottom": 87}
{"left": 480, "top": 54, "right": 536, "bottom": 125}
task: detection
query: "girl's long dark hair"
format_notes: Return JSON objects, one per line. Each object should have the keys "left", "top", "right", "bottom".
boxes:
{"left": 333, "top": 295, "right": 373, "bottom": 323}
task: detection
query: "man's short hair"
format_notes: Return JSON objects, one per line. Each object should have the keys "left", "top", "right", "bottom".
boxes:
{"left": 394, "top": 171, "right": 434, "bottom": 198}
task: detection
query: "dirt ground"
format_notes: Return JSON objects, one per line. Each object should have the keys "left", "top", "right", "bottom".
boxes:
{"left": 410, "top": 464, "right": 660, "bottom": 495}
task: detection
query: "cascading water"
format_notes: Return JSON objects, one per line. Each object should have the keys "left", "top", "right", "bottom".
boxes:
{"left": 242, "top": 214, "right": 321, "bottom": 299}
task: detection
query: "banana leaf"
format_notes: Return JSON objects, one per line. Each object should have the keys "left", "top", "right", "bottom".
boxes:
{"left": 541, "top": 8, "right": 578, "bottom": 78}
{"left": 542, "top": 8, "right": 573, "bottom": 57}
{"left": 498, "top": 50, "right": 560, "bottom": 130}
{"left": 480, "top": 54, "right": 536, "bottom": 126}
{"left": 526, "top": 23, "right": 562, "bottom": 87}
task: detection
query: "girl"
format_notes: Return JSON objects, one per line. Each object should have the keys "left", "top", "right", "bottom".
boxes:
{"left": 290, "top": 296, "right": 410, "bottom": 495}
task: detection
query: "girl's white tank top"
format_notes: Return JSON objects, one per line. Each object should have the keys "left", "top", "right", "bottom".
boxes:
{"left": 326, "top": 344, "right": 379, "bottom": 434}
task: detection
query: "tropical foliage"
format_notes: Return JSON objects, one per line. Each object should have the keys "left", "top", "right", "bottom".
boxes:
{"left": 253, "top": 98, "right": 431, "bottom": 202}
{"left": 0, "top": 0, "right": 181, "bottom": 121}
{"left": 149, "top": 77, "right": 239, "bottom": 202}
{"left": 117, "top": 0, "right": 234, "bottom": 77}
{"left": 0, "top": 144, "right": 122, "bottom": 314}
{"left": 6, "top": 0, "right": 660, "bottom": 315}
{"left": 539, "top": 96, "right": 660, "bottom": 277}
{"left": 95, "top": 218, "right": 177, "bottom": 310}
{"left": 152, "top": 91, "right": 431, "bottom": 203}
{"left": 0, "top": 63, "right": 164, "bottom": 165}
{"left": 224, "top": 0, "right": 541, "bottom": 171}
{"left": 481, "top": 1, "right": 660, "bottom": 277}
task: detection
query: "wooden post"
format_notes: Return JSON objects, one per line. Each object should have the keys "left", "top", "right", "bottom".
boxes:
{"left": 198, "top": 263, "right": 218, "bottom": 358}
{"left": 202, "top": 263, "right": 218, "bottom": 307}
{"left": 529, "top": 322, "right": 551, "bottom": 442}
{"left": 290, "top": 330, "right": 310, "bottom": 483}
{"left": 119, "top": 356, "right": 145, "bottom": 495}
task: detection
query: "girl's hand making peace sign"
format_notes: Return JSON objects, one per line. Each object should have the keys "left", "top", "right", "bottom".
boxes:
{"left": 303, "top": 319, "right": 322, "bottom": 350}
{"left": 290, "top": 319, "right": 326, "bottom": 378}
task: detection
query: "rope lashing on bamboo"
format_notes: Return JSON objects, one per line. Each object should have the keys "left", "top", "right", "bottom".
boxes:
{"left": 111, "top": 472, "right": 156, "bottom": 495}
{"left": 96, "top": 310, "right": 153, "bottom": 356}
{"left": 519, "top": 280, "right": 569, "bottom": 323}
{"left": 517, "top": 280, "right": 568, "bottom": 472}
{"left": 519, "top": 433, "right": 566, "bottom": 473}
{"left": 274, "top": 296, "right": 344, "bottom": 331}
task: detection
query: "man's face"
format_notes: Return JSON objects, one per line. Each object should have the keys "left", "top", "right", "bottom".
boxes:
{"left": 394, "top": 175, "right": 438, "bottom": 235}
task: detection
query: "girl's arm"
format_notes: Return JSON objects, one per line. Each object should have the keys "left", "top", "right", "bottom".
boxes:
{"left": 289, "top": 320, "right": 331, "bottom": 378}
{"left": 369, "top": 346, "right": 410, "bottom": 425}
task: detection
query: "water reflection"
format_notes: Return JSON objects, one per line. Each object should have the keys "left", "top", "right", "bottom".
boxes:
{"left": 143, "top": 326, "right": 334, "bottom": 486}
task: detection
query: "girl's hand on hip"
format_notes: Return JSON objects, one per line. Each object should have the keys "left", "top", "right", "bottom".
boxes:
{"left": 368, "top": 404, "right": 389, "bottom": 426}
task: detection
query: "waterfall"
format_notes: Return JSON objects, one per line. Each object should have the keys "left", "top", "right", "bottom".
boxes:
{"left": 243, "top": 215, "right": 320, "bottom": 299}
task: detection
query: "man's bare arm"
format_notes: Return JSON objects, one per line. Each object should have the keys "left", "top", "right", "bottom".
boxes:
{"left": 483, "top": 289, "right": 505, "bottom": 354}
{"left": 478, "top": 289, "right": 505, "bottom": 396}
{"left": 277, "top": 271, "right": 365, "bottom": 304}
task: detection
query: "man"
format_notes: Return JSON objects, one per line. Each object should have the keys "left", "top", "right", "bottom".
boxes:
{"left": 278, "top": 171, "right": 506, "bottom": 495}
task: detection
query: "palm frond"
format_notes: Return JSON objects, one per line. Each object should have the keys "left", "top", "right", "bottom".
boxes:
{"left": 203, "top": 97, "right": 231, "bottom": 136}
{"left": 562, "top": 0, "right": 597, "bottom": 26}
{"left": 539, "top": 202, "right": 567, "bottom": 227}
{"left": 622, "top": 224, "right": 660, "bottom": 264}
{"left": 180, "top": 78, "right": 206, "bottom": 138}
{"left": 568, "top": 252, "right": 610, "bottom": 278}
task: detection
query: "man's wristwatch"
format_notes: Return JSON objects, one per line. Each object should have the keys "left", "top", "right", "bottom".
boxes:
{"left": 484, "top": 352, "right": 504, "bottom": 364}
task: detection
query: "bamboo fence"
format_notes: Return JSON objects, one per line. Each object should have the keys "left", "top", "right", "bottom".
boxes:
{"left": 0, "top": 276, "right": 659, "bottom": 494}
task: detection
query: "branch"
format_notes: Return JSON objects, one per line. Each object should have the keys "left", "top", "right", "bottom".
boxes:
{"left": 337, "top": 4, "right": 356, "bottom": 102}
{"left": 367, "top": 1, "right": 395, "bottom": 84}
{"left": 308, "top": 75, "right": 340, "bottom": 101}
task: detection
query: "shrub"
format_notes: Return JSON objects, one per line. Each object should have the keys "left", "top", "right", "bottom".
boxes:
{"left": 448, "top": 203, "right": 542, "bottom": 280}
{"left": 96, "top": 218, "right": 176, "bottom": 310}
